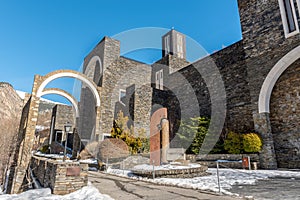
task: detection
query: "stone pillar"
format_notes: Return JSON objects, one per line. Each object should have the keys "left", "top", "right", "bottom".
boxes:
{"left": 7, "top": 75, "right": 42, "bottom": 194}
{"left": 95, "top": 106, "right": 101, "bottom": 141}
{"left": 161, "top": 119, "right": 169, "bottom": 164}
{"left": 72, "top": 125, "right": 80, "bottom": 159}
{"left": 253, "top": 112, "right": 277, "bottom": 169}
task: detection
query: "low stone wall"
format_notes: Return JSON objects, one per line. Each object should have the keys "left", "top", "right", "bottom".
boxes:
{"left": 31, "top": 156, "right": 88, "bottom": 195}
{"left": 192, "top": 154, "right": 260, "bottom": 169}
{"left": 122, "top": 155, "right": 150, "bottom": 170}
{"left": 132, "top": 165, "right": 209, "bottom": 178}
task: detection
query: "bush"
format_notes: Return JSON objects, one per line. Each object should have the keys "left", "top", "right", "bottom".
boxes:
{"left": 242, "top": 133, "right": 262, "bottom": 153}
{"left": 176, "top": 117, "right": 212, "bottom": 154}
{"left": 224, "top": 131, "right": 243, "bottom": 154}
{"left": 111, "top": 111, "right": 148, "bottom": 154}
{"left": 39, "top": 145, "right": 50, "bottom": 154}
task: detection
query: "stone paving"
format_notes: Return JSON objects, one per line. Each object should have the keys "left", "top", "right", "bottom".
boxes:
{"left": 88, "top": 171, "right": 243, "bottom": 200}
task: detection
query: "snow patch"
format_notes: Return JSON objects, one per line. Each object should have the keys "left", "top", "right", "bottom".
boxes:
{"left": 0, "top": 183, "right": 113, "bottom": 200}
{"left": 133, "top": 163, "right": 201, "bottom": 171}
{"left": 107, "top": 168, "right": 300, "bottom": 195}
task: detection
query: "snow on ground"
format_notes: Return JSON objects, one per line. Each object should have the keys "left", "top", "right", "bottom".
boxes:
{"left": 79, "top": 158, "right": 98, "bottom": 165}
{"left": 34, "top": 151, "right": 72, "bottom": 160}
{"left": 133, "top": 163, "right": 201, "bottom": 171}
{"left": 0, "top": 182, "right": 113, "bottom": 200}
{"left": 107, "top": 166, "right": 300, "bottom": 195}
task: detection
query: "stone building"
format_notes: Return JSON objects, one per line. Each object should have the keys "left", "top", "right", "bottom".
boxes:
{"left": 78, "top": 0, "right": 300, "bottom": 169}
{"left": 49, "top": 104, "right": 75, "bottom": 147}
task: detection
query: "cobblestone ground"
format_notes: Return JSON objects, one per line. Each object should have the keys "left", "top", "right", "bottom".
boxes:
{"left": 230, "top": 177, "right": 300, "bottom": 200}
{"left": 88, "top": 171, "right": 243, "bottom": 200}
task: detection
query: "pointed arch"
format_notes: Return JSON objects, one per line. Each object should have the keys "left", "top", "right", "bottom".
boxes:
{"left": 258, "top": 45, "right": 300, "bottom": 113}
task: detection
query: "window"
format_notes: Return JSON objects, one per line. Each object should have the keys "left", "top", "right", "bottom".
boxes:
{"left": 155, "top": 69, "right": 163, "bottom": 90}
{"left": 177, "top": 34, "right": 183, "bottom": 58}
{"left": 279, "top": 0, "right": 300, "bottom": 37}
{"left": 119, "top": 89, "right": 126, "bottom": 103}
{"left": 164, "top": 35, "right": 170, "bottom": 56}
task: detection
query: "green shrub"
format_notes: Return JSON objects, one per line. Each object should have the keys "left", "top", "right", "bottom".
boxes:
{"left": 176, "top": 117, "right": 214, "bottom": 154}
{"left": 111, "top": 111, "right": 148, "bottom": 154}
{"left": 224, "top": 131, "right": 243, "bottom": 154}
{"left": 39, "top": 145, "right": 49, "bottom": 154}
{"left": 242, "top": 133, "right": 262, "bottom": 153}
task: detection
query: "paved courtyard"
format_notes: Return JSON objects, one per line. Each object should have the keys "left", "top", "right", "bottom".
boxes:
{"left": 88, "top": 171, "right": 242, "bottom": 200}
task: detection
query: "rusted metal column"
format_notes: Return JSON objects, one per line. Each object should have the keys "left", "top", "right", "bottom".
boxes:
{"left": 161, "top": 119, "right": 169, "bottom": 164}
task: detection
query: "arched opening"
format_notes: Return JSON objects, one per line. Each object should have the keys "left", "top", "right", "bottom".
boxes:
{"left": 258, "top": 45, "right": 300, "bottom": 113}
{"left": 81, "top": 56, "right": 102, "bottom": 143}
{"left": 40, "top": 88, "right": 79, "bottom": 117}
{"left": 37, "top": 70, "right": 100, "bottom": 107}
{"left": 258, "top": 45, "right": 300, "bottom": 168}
{"left": 84, "top": 56, "right": 102, "bottom": 86}
{"left": 269, "top": 59, "right": 300, "bottom": 168}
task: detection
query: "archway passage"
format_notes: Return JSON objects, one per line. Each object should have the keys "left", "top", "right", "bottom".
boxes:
{"left": 256, "top": 45, "right": 300, "bottom": 169}
{"left": 41, "top": 88, "right": 79, "bottom": 117}
{"left": 270, "top": 60, "right": 300, "bottom": 168}
{"left": 7, "top": 70, "right": 101, "bottom": 194}
{"left": 259, "top": 45, "right": 300, "bottom": 113}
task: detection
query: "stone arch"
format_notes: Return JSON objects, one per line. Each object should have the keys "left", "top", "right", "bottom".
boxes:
{"left": 40, "top": 88, "right": 79, "bottom": 118}
{"left": 258, "top": 45, "right": 300, "bottom": 113}
{"left": 36, "top": 70, "right": 100, "bottom": 107}
{"left": 84, "top": 56, "right": 102, "bottom": 85}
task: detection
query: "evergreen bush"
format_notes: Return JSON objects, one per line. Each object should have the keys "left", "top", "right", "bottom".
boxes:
{"left": 242, "top": 133, "right": 262, "bottom": 153}
{"left": 224, "top": 131, "right": 243, "bottom": 154}
{"left": 111, "top": 111, "right": 149, "bottom": 154}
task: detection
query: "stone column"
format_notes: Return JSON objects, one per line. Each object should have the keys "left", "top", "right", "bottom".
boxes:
{"left": 72, "top": 124, "right": 80, "bottom": 159}
{"left": 161, "top": 119, "right": 169, "bottom": 164}
{"left": 253, "top": 112, "right": 277, "bottom": 169}
{"left": 95, "top": 106, "right": 101, "bottom": 141}
{"left": 8, "top": 75, "right": 43, "bottom": 194}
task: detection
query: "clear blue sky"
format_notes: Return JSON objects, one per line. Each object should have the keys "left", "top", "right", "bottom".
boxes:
{"left": 0, "top": 0, "right": 242, "bottom": 103}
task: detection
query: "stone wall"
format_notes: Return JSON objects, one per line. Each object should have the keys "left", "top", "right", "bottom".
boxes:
{"left": 79, "top": 36, "right": 120, "bottom": 141}
{"left": 270, "top": 60, "right": 300, "bottom": 168}
{"left": 153, "top": 41, "right": 253, "bottom": 138}
{"left": 154, "top": 54, "right": 189, "bottom": 73}
{"left": 237, "top": 0, "right": 300, "bottom": 169}
{"left": 0, "top": 83, "right": 23, "bottom": 186}
{"left": 100, "top": 56, "right": 152, "bottom": 136}
{"left": 52, "top": 105, "right": 75, "bottom": 131}
{"left": 31, "top": 156, "right": 88, "bottom": 195}
{"left": 195, "top": 154, "right": 260, "bottom": 169}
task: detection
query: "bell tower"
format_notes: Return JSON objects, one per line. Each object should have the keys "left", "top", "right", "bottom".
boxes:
{"left": 162, "top": 29, "right": 186, "bottom": 59}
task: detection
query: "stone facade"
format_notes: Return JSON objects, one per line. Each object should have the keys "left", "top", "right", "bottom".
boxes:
{"left": 270, "top": 61, "right": 300, "bottom": 168}
{"left": 80, "top": 1, "right": 300, "bottom": 169}
{"left": 51, "top": 105, "right": 75, "bottom": 132}
{"left": 8, "top": 3, "right": 300, "bottom": 193}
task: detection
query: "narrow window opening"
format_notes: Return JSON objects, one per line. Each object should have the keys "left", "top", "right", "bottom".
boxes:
{"left": 279, "top": 0, "right": 300, "bottom": 37}
{"left": 155, "top": 69, "right": 163, "bottom": 90}
{"left": 284, "top": 0, "right": 297, "bottom": 32}
{"left": 164, "top": 35, "right": 170, "bottom": 56}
